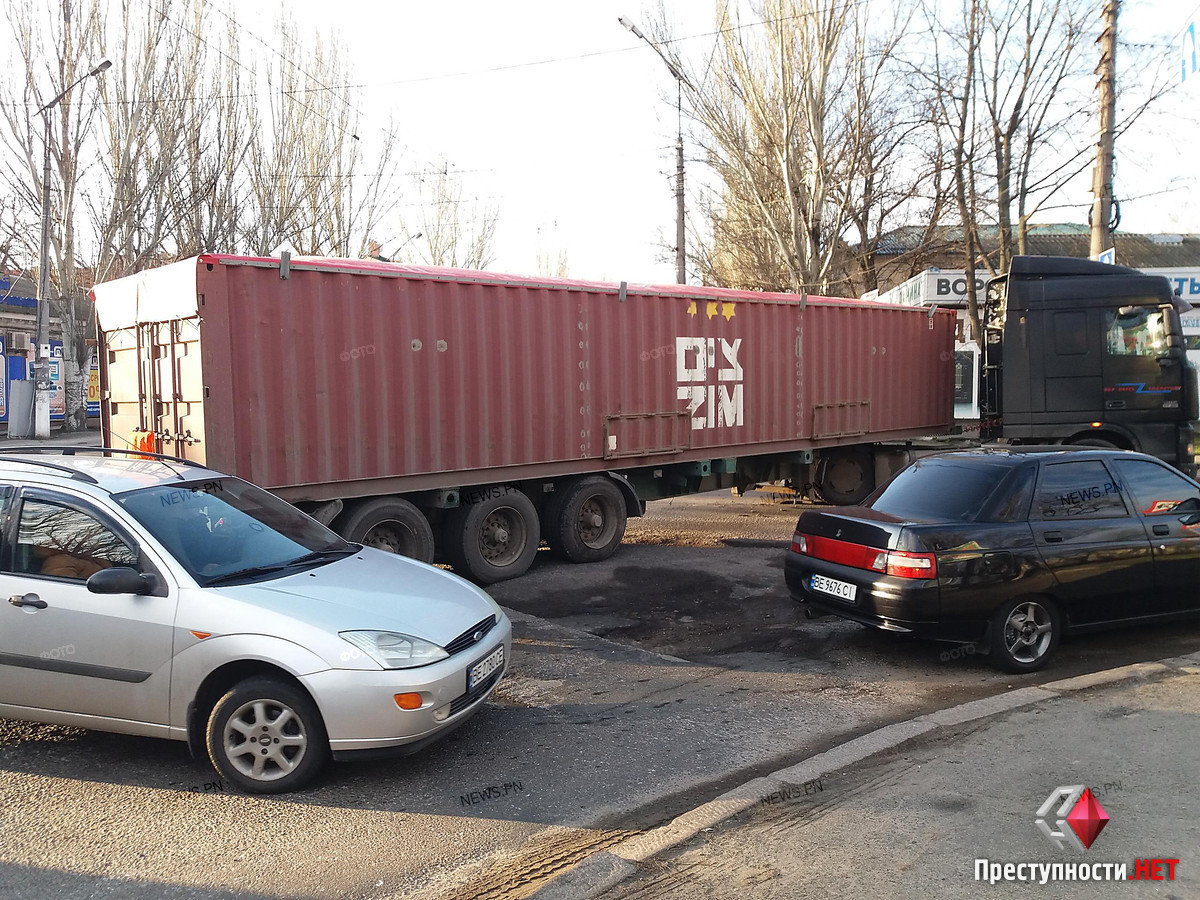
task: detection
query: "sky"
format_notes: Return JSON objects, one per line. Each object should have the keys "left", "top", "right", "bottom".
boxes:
{"left": 283, "top": 0, "right": 714, "bottom": 284}
{"left": 276, "top": 0, "right": 1200, "bottom": 285}
{"left": 12, "top": 0, "right": 1197, "bottom": 286}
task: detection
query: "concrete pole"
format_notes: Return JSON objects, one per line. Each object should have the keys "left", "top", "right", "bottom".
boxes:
{"left": 1089, "top": 0, "right": 1119, "bottom": 259}
{"left": 33, "top": 114, "right": 54, "bottom": 439}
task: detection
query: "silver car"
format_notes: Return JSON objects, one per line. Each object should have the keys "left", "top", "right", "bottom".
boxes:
{"left": 0, "top": 450, "right": 511, "bottom": 793}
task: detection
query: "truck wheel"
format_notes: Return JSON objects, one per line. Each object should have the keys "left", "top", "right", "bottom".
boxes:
{"left": 1068, "top": 437, "right": 1120, "bottom": 449}
{"left": 816, "top": 448, "right": 875, "bottom": 505}
{"left": 336, "top": 498, "right": 435, "bottom": 564}
{"left": 206, "top": 677, "right": 329, "bottom": 794}
{"left": 545, "top": 477, "right": 627, "bottom": 563}
{"left": 446, "top": 489, "right": 539, "bottom": 584}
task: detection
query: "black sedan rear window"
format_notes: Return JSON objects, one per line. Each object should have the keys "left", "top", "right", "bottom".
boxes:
{"left": 868, "top": 458, "right": 1013, "bottom": 522}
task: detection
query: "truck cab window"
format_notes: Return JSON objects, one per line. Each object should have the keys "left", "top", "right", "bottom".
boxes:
{"left": 1105, "top": 308, "right": 1166, "bottom": 357}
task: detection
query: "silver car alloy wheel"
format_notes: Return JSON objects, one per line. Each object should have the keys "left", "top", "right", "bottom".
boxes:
{"left": 1002, "top": 600, "right": 1054, "bottom": 664}
{"left": 223, "top": 698, "right": 309, "bottom": 782}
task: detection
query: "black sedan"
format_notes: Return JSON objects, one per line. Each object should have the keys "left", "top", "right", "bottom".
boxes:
{"left": 785, "top": 448, "right": 1200, "bottom": 672}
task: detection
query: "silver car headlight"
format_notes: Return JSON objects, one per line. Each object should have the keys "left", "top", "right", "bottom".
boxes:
{"left": 339, "top": 631, "right": 449, "bottom": 669}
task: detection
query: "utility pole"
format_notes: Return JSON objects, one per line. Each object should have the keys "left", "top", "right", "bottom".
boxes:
{"left": 619, "top": 16, "right": 694, "bottom": 284}
{"left": 674, "top": 81, "right": 686, "bottom": 284}
{"left": 1089, "top": 0, "right": 1118, "bottom": 259}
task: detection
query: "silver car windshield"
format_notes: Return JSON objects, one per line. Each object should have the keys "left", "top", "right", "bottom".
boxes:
{"left": 114, "top": 477, "right": 355, "bottom": 585}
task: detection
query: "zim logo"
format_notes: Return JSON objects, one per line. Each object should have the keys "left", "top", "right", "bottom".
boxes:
{"left": 676, "top": 337, "right": 744, "bottom": 431}
{"left": 1035, "top": 785, "right": 1110, "bottom": 851}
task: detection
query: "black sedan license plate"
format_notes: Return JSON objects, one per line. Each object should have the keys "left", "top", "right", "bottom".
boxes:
{"left": 811, "top": 574, "right": 857, "bottom": 604}
{"left": 468, "top": 645, "right": 504, "bottom": 691}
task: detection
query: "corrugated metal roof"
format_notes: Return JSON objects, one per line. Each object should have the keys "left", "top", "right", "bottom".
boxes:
{"left": 871, "top": 225, "right": 1200, "bottom": 268}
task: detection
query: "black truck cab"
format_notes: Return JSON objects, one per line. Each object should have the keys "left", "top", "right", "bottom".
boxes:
{"left": 980, "top": 256, "right": 1199, "bottom": 477}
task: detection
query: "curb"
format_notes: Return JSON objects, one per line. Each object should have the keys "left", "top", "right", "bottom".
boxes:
{"left": 528, "top": 650, "right": 1200, "bottom": 900}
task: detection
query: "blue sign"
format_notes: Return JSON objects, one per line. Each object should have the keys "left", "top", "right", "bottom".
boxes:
{"left": 1185, "top": 23, "right": 1196, "bottom": 83}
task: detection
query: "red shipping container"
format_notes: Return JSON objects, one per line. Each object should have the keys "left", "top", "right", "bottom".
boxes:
{"left": 92, "top": 255, "right": 955, "bottom": 502}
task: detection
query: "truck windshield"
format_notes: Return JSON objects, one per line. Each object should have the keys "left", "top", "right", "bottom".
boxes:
{"left": 115, "top": 478, "right": 355, "bottom": 585}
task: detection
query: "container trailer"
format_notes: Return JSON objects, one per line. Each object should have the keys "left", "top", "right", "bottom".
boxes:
{"left": 92, "top": 254, "right": 956, "bottom": 582}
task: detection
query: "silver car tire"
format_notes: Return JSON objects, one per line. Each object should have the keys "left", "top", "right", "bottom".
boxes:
{"left": 206, "top": 678, "right": 330, "bottom": 794}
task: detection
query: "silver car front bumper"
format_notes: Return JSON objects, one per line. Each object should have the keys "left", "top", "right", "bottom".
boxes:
{"left": 302, "top": 616, "right": 512, "bottom": 756}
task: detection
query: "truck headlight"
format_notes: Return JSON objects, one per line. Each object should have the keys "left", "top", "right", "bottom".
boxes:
{"left": 339, "top": 631, "right": 449, "bottom": 669}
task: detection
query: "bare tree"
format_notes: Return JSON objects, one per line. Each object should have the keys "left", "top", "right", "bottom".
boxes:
{"left": 407, "top": 162, "right": 499, "bottom": 269}
{"left": 1, "top": 0, "right": 106, "bottom": 430}
{"left": 240, "top": 21, "right": 402, "bottom": 258}
{"left": 656, "top": 0, "right": 920, "bottom": 294}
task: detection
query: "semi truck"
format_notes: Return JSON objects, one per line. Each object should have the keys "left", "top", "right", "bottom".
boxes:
{"left": 979, "top": 256, "right": 1198, "bottom": 472}
{"left": 90, "top": 253, "right": 1198, "bottom": 583}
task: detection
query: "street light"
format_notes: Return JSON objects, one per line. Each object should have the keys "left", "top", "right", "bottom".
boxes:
{"left": 619, "top": 16, "right": 693, "bottom": 285}
{"left": 32, "top": 58, "right": 111, "bottom": 439}
{"left": 395, "top": 232, "right": 423, "bottom": 260}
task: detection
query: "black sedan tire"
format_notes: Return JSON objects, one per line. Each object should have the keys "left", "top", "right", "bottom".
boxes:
{"left": 990, "top": 596, "right": 1061, "bottom": 673}
{"left": 206, "top": 677, "right": 330, "bottom": 794}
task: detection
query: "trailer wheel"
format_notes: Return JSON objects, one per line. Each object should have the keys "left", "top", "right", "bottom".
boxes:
{"left": 816, "top": 448, "right": 875, "bottom": 505}
{"left": 544, "top": 477, "right": 627, "bottom": 563}
{"left": 337, "top": 498, "right": 435, "bottom": 564}
{"left": 446, "top": 489, "right": 539, "bottom": 584}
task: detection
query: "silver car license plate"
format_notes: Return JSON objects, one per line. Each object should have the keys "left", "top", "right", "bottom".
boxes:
{"left": 468, "top": 645, "right": 504, "bottom": 691}
{"left": 811, "top": 574, "right": 857, "bottom": 604}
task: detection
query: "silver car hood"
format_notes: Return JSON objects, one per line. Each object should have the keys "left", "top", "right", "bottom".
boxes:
{"left": 211, "top": 547, "right": 499, "bottom": 646}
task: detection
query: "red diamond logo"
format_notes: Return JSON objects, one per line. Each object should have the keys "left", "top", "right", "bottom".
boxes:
{"left": 1066, "top": 788, "right": 1109, "bottom": 849}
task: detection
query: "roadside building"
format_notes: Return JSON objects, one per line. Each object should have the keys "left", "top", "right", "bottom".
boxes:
{"left": 0, "top": 272, "right": 98, "bottom": 434}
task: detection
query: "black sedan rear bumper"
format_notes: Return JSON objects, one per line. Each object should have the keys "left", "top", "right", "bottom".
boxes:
{"left": 784, "top": 551, "right": 942, "bottom": 638}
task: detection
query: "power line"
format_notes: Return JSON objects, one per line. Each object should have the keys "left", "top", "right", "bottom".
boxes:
{"left": 6, "top": 0, "right": 875, "bottom": 109}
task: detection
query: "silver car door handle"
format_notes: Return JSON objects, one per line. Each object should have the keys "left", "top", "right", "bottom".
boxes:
{"left": 1043, "top": 531, "right": 1063, "bottom": 543}
{"left": 8, "top": 593, "right": 47, "bottom": 610}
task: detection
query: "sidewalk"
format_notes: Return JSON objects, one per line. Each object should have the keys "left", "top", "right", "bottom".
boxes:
{"left": 0, "top": 429, "right": 103, "bottom": 450}
{"left": 537, "top": 655, "right": 1200, "bottom": 899}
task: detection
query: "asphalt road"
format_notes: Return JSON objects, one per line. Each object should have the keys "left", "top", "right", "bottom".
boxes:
{"left": 1, "top": 490, "right": 1197, "bottom": 900}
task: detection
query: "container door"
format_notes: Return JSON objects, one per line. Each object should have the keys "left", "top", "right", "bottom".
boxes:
{"left": 149, "top": 318, "right": 206, "bottom": 463}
